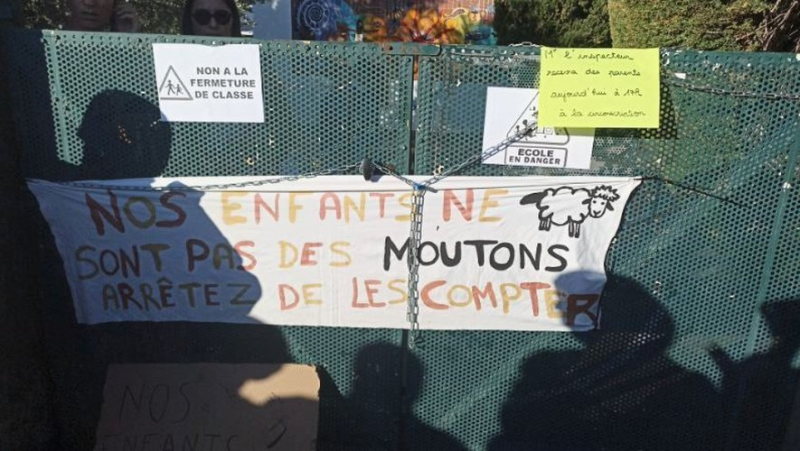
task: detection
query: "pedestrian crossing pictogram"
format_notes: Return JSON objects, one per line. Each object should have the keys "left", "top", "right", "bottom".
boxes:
{"left": 158, "top": 66, "right": 193, "bottom": 101}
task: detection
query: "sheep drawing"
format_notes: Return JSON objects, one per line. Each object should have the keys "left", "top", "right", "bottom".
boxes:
{"left": 519, "top": 185, "right": 621, "bottom": 238}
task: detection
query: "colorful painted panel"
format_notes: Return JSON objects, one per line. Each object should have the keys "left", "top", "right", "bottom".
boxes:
{"left": 292, "top": 0, "right": 496, "bottom": 45}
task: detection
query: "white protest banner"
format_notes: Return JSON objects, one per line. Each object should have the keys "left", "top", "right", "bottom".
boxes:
{"left": 28, "top": 176, "right": 641, "bottom": 331}
{"left": 152, "top": 44, "right": 264, "bottom": 123}
{"left": 482, "top": 87, "right": 595, "bottom": 169}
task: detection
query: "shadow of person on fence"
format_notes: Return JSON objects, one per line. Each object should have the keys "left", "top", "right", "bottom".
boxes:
{"left": 711, "top": 299, "right": 800, "bottom": 450}
{"left": 29, "top": 89, "right": 291, "bottom": 449}
{"left": 327, "top": 342, "right": 466, "bottom": 451}
{"left": 489, "top": 273, "right": 725, "bottom": 451}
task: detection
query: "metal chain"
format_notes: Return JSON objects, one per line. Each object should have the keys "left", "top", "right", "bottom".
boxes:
{"left": 407, "top": 187, "right": 426, "bottom": 348}
{"left": 370, "top": 163, "right": 424, "bottom": 191}
{"left": 424, "top": 120, "right": 537, "bottom": 188}
{"left": 374, "top": 120, "right": 538, "bottom": 345}
{"left": 49, "top": 163, "right": 362, "bottom": 191}
{"left": 374, "top": 120, "right": 538, "bottom": 191}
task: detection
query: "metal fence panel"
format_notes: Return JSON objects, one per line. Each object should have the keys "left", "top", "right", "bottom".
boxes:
{"left": 413, "top": 46, "right": 800, "bottom": 451}
{"left": 3, "top": 30, "right": 415, "bottom": 450}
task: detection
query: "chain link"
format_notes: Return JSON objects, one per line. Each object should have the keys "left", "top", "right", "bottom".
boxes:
{"left": 370, "top": 163, "right": 424, "bottom": 191}
{"left": 407, "top": 187, "right": 426, "bottom": 348}
{"left": 424, "top": 121, "right": 537, "bottom": 188}
{"left": 49, "top": 163, "right": 362, "bottom": 192}
{"left": 374, "top": 121, "right": 538, "bottom": 191}
{"left": 374, "top": 120, "right": 538, "bottom": 345}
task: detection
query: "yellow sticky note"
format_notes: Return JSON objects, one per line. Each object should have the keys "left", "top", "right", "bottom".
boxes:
{"left": 539, "top": 47, "right": 661, "bottom": 128}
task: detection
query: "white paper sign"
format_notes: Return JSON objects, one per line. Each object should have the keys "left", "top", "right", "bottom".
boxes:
{"left": 483, "top": 87, "right": 595, "bottom": 169}
{"left": 152, "top": 44, "right": 264, "bottom": 123}
{"left": 28, "top": 176, "right": 640, "bottom": 331}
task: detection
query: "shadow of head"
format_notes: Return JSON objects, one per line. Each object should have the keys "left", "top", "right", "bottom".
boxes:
{"left": 78, "top": 90, "right": 172, "bottom": 179}
{"left": 554, "top": 271, "right": 674, "bottom": 349}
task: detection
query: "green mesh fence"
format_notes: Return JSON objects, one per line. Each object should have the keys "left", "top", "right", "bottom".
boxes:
{"left": 2, "top": 30, "right": 799, "bottom": 451}
{"left": 3, "top": 30, "right": 416, "bottom": 451}
{"left": 414, "top": 46, "right": 800, "bottom": 450}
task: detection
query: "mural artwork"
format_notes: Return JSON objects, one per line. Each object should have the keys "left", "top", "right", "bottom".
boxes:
{"left": 292, "top": 0, "right": 496, "bottom": 45}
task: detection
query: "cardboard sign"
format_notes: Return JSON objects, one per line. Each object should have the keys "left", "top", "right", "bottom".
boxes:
{"left": 94, "top": 364, "right": 319, "bottom": 451}
{"left": 28, "top": 176, "right": 641, "bottom": 331}
{"left": 152, "top": 44, "right": 264, "bottom": 123}
{"left": 539, "top": 47, "right": 661, "bottom": 128}
{"left": 482, "top": 87, "right": 595, "bottom": 169}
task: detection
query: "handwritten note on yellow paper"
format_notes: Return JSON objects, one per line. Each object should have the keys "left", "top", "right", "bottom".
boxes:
{"left": 539, "top": 47, "right": 660, "bottom": 128}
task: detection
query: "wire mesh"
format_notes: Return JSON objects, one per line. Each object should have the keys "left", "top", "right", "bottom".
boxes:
{"left": 413, "top": 45, "right": 800, "bottom": 451}
{"left": 3, "top": 30, "right": 414, "bottom": 450}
